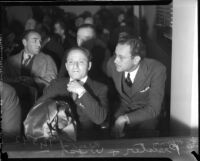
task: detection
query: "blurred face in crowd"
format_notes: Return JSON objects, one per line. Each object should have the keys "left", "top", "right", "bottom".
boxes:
{"left": 84, "top": 17, "right": 94, "bottom": 25}
{"left": 75, "top": 17, "right": 84, "bottom": 28}
{"left": 54, "top": 23, "right": 64, "bottom": 37}
{"left": 65, "top": 49, "right": 91, "bottom": 80}
{"left": 22, "top": 32, "right": 41, "bottom": 55}
{"left": 25, "top": 18, "right": 37, "bottom": 30}
{"left": 118, "top": 13, "right": 125, "bottom": 23}
{"left": 77, "top": 27, "right": 95, "bottom": 46}
{"left": 114, "top": 43, "right": 140, "bottom": 72}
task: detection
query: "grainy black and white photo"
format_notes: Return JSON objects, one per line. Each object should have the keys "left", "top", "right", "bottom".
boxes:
{"left": 1, "top": 0, "right": 198, "bottom": 160}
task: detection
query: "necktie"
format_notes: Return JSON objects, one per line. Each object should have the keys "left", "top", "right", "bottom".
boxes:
{"left": 72, "top": 92, "right": 78, "bottom": 101}
{"left": 23, "top": 55, "right": 32, "bottom": 66}
{"left": 125, "top": 73, "right": 132, "bottom": 87}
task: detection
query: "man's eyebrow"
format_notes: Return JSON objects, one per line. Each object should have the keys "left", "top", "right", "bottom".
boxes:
{"left": 31, "top": 37, "right": 41, "bottom": 40}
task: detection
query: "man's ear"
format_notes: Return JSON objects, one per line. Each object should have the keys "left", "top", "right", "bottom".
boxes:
{"left": 22, "top": 38, "right": 27, "bottom": 47}
{"left": 133, "top": 55, "right": 141, "bottom": 65}
{"left": 65, "top": 62, "right": 68, "bottom": 71}
{"left": 88, "top": 62, "right": 92, "bottom": 71}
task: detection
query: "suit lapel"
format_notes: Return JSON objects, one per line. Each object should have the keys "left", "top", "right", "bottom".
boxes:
{"left": 114, "top": 71, "right": 132, "bottom": 103}
{"left": 131, "top": 60, "right": 147, "bottom": 96}
{"left": 15, "top": 51, "right": 23, "bottom": 75}
{"left": 83, "top": 77, "right": 93, "bottom": 93}
{"left": 115, "top": 72, "right": 124, "bottom": 97}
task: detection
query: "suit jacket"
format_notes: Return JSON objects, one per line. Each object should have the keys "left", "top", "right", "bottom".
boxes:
{"left": 35, "top": 77, "right": 108, "bottom": 130}
{"left": 4, "top": 50, "right": 57, "bottom": 88}
{"left": 107, "top": 56, "right": 166, "bottom": 127}
{"left": 1, "top": 81, "right": 21, "bottom": 136}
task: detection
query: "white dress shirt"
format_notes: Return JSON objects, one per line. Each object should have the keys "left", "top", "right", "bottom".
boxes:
{"left": 22, "top": 52, "right": 33, "bottom": 65}
{"left": 124, "top": 65, "right": 140, "bottom": 84}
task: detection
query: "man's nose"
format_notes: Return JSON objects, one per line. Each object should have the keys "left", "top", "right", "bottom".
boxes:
{"left": 114, "top": 57, "right": 118, "bottom": 64}
{"left": 37, "top": 41, "right": 41, "bottom": 48}
{"left": 73, "top": 62, "right": 79, "bottom": 68}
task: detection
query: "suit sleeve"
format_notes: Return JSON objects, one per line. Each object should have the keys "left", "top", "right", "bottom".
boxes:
{"left": 126, "top": 65, "right": 167, "bottom": 126}
{"left": 35, "top": 79, "right": 66, "bottom": 105}
{"left": 76, "top": 85, "right": 108, "bottom": 125}
{"left": 1, "top": 82, "right": 21, "bottom": 136}
{"left": 34, "top": 55, "right": 58, "bottom": 88}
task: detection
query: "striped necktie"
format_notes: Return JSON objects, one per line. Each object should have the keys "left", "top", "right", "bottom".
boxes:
{"left": 23, "top": 55, "right": 32, "bottom": 66}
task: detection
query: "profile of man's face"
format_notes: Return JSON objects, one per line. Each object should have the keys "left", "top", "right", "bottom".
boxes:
{"left": 23, "top": 32, "right": 41, "bottom": 55}
{"left": 114, "top": 43, "right": 139, "bottom": 72}
{"left": 65, "top": 49, "right": 91, "bottom": 80}
{"left": 77, "top": 27, "right": 94, "bottom": 46}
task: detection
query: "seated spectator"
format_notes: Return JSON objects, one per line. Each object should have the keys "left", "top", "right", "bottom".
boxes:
{"left": 107, "top": 36, "right": 166, "bottom": 138}
{"left": 35, "top": 47, "right": 108, "bottom": 140}
{"left": 24, "top": 18, "right": 37, "bottom": 31}
{"left": 37, "top": 24, "right": 65, "bottom": 70}
{"left": 4, "top": 29, "right": 57, "bottom": 94}
{"left": 75, "top": 15, "right": 84, "bottom": 29}
{"left": 59, "top": 24, "right": 111, "bottom": 84}
{"left": 75, "top": 11, "right": 92, "bottom": 29}
{"left": 94, "top": 6, "right": 117, "bottom": 45}
{"left": 53, "top": 19, "right": 76, "bottom": 52}
{"left": 1, "top": 81, "right": 21, "bottom": 139}
{"left": 109, "top": 11, "right": 138, "bottom": 53}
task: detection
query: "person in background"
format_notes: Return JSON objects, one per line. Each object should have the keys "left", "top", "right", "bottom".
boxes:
{"left": 24, "top": 18, "right": 37, "bottom": 31}
{"left": 83, "top": 16, "right": 94, "bottom": 25}
{"left": 1, "top": 81, "right": 21, "bottom": 140}
{"left": 53, "top": 19, "right": 76, "bottom": 52}
{"left": 35, "top": 47, "right": 108, "bottom": 140}
{"left": 37, "top": 24, "right": 65, "bottom": 70}
{"left": 4, "top": 29, "right": 57, "bottom": 93}
{"left": 109, "top": 11, "right": 138, "bottom": 53}
{"left": 107, "top": 36, "right": 166, "bottom": 138}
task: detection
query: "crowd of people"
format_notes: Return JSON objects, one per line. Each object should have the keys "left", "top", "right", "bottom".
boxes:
{"left": 1, "top": 6, "right": 167, "bottom": 141}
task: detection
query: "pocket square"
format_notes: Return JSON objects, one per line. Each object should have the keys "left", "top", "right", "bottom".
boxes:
{"left": 140, "top": 86, "right": 150, "bottom": 93}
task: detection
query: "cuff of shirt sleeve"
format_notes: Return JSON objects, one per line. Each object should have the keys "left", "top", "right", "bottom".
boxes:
{"left": 78, "top": 89, "right": 86, "bottom": 98}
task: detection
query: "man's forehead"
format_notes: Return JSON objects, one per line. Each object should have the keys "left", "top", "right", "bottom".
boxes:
{"left": 116, "top": 44, "right": 131, "bottom": 54}
{"left": 68, "top": 49, "right": 87, "bottom": 59}
{"left": 77, "top": 27, "right": 93, "bottom": 36}
{"left": 27, "top": 32, "right": 41, "bottom": 40}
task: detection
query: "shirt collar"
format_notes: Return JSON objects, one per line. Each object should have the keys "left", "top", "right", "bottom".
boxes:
{"left": 69, "top": 76, "right": 88, "bottom": 84}
{"left": 23, "top": 51, "right": 34, "bottom": 59}
{"left": 125, "top": 65, "right": 140, "bottom": 83}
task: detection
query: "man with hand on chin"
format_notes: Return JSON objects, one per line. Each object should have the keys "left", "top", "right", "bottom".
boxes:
{"left": 35, "top": 47, "right": 108, "bottom": 140}
{"left": 107, "top": 36, "right": 166, "bottom": 138}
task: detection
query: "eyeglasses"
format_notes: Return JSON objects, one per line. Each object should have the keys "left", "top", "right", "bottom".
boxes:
{"left": 114, "top": 53, "right": 133, "bottom": 61}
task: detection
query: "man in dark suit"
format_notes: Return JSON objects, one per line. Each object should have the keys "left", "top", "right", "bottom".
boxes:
{"left": 58, "top": 24, "right": 111, "bottom": 84}
{"left": 36, "top": 47, "right": 108, "bottom": 140}
{"left": 3, "top": 30, "right": 58, "bottom": 122}
{"left": 107, "top": 37, "right": 166, "bottom": 138}
{"left": 4, "top": 29, "right": 57, "bottom": 91}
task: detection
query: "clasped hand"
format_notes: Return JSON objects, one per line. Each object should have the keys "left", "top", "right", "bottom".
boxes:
{"left": 67, "top": 80, "right": 86, "bottom": 96}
